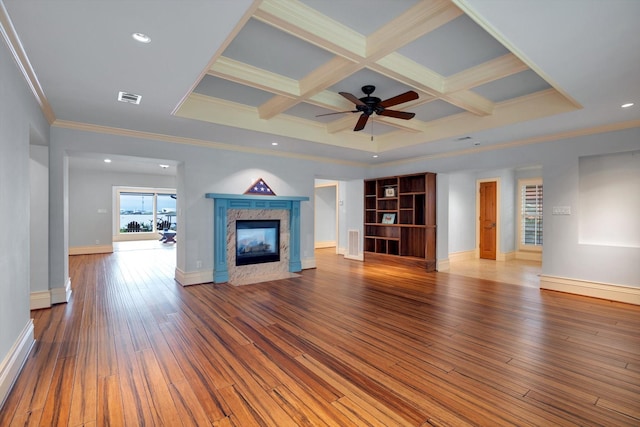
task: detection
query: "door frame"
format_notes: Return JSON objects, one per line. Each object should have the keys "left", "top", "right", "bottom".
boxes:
{"left": 475, "top": 178, "right": 501, "bottom": 260}
{"left": 314, "top": 181, "right": 339, "bottom": 254}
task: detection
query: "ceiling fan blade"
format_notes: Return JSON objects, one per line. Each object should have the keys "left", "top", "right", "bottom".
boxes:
{"left": 354, "top": 113, "right": 369, "bottom": 131}
{"left": 339, "top": 92, "right": 366, "bottom": 106}
{"left": 378, "top": 110, "right": 415, "bottom": 120}
{"left": 379, "top": 90, "right": 419, "bottom": 108}
{"left": 315, "top": 110, "right": 357, "bottom": 117}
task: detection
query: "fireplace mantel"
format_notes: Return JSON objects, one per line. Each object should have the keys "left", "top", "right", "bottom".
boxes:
{"left": 205, "top": 193, "right": 309, "bottom": 283}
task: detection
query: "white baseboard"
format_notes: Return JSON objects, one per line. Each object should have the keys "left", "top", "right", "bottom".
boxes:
{"left": 437, "top": 258, "right": 450, "bottom": 271}
{"left": 497, "top": 251, "right": 516, "bottom": 261}
{"left": 175, "top": 268, "right": 213, "bottom": 286}
{"left": 516, "top": 251, "right": 542, "bottom": 262}
{"left": 51, "top": 277, "right": 72, "bottom": 304}
{"left": 301, "top": 257, "right": 317, "bottom": 269}
{"left": 540, "top": 275, "right": 640, "bottom": 306}
{"left": 448, "top": 250, "right": 475, "bottom": 262}
{"left": 344, "top": 253, "right": 363, "bottom": 261}
{"left": 314, "top": 241, "right": 336, "bottom": 249}
{"left": 69, "top": 244, "right": 113, "bottom": 255}
{"left": 30, "top": 291, "right": 51, "bottom": 310}
{"left": 0, "top": 320, "right": 35, "bottom": 409}
{"left": 337, "top": 246, "right": 346, "bottom": 255}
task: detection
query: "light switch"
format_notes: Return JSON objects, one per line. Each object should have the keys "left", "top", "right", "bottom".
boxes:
{"left": 552, "top": 206, "right": 571, "bottom": 215}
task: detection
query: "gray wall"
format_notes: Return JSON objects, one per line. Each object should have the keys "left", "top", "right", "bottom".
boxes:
{"left": 0, "top": 32, "right": 49, "bottom": 399}
{"left": 68, "top": 168, "right": 176, "bottom": 247}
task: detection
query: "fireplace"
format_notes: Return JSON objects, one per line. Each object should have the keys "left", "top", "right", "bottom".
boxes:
{"left": 205, "top": 193, "right": 309, "bottom": 284}
{"left": 236, "top": 219, "right": 280, "bottom": 266}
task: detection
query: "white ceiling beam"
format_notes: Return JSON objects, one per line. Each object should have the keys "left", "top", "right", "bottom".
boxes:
{"left": 367, "top": 0, "right": 463, "bottom": 58}
{"left": 254, "top": 0, "right": 366, "bottom": 59}
{"left": 254, "top": 0, "right": 465, "bottom": 120}
{"left": 445, "top": 53, "right": 528, "bottom": 92}
{"left": 208, "top": 56, "right": 299, "bottom": 97}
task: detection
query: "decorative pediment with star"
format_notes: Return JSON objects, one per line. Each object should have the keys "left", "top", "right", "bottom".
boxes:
{"left": 244, "top": 178, "right": 276, "bottom": 196}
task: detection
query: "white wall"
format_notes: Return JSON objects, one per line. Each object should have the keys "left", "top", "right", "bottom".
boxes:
{"left": 50, "top": 127, "right": 368, "bottom": 286}
{"left": 314, "top": 185, "right": 336, "bottom": 246}
{"left": 376, "top": 126, "right": 640, "bottom": 288}
{"left": 30, "top": 145, "right": 49, "bottom": 294}
{"left": 68, "top": 168, "right": 176, "bottom": 247}
{"left": 541, "top": 129, "right": 640, "bottom": 287}
{"left": 0, "top": 34, "right": 49, "bottom": 405}
{"left": 448, "top": 172, "right": 476, "bottom": 254}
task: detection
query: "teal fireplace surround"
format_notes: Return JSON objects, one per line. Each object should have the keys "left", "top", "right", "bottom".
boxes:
{"left": 205, "top": 193, "right": 309, "bottom": 283}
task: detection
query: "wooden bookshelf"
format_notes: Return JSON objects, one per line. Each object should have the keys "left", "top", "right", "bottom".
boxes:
{"left": 364, "top": 172, "right": 436, "bottom": 271}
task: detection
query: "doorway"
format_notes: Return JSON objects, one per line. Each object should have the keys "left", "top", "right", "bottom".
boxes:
{"left": 478, "top": 180, "right": 497, "bottom": 260}
{"left": 314, "top": 182, "right": 338, "bottom": 252}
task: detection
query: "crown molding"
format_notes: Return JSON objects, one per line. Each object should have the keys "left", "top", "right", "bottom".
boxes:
{"left": 0, "top": 2, "right": 55, "bottom": 124}
{"left": 375, "top": 119, "right": 640, "bottom": 168}
{"left": 52, "top": 119, "right": 368, "bottom": 168}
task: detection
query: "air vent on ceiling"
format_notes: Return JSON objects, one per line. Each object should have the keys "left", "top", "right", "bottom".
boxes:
{"left": 118, "top": 91, "right": 142, "bottom": 105}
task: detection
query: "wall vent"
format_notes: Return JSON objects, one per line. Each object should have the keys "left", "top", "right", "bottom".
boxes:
{"left": 118, "top": 91, "right": 142, "bottom": 104}
{"left": 344, "top": 230, "right": 362, "bottom": 259}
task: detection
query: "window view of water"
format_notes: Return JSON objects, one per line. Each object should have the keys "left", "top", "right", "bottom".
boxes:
{"left": 119, "top": 192, "right": 176, "bottom": 232}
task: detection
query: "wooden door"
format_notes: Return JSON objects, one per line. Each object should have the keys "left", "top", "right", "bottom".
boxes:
{"left": 479, "top": 181, "right": 497, "bottom": 260}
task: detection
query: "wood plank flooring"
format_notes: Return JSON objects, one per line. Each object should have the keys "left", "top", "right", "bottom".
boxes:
{"left": 1, "top": 247, "right": 639, "bottom": 426}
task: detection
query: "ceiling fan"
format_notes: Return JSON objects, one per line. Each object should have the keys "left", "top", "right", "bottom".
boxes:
{"left": 318, "top": 85, "right": 418, "bottom": 131}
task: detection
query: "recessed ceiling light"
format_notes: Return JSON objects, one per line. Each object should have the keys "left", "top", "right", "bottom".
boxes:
{"left": 104, "top": 159, "right": 112, "bottom": 163}
{"left": 132, "top": 32, "right": 151, "bottom": 43}
{"left": 271, "top": 142, "right": 278, "bottom": 146}
{"left": 159, "top": 164, "right": 169, "bottom": 169}
{"left": 621, "top": 102, "right": 634, "bottom": 108}
{"left": 372, "top": 155, "right": 379, "bottom": 158}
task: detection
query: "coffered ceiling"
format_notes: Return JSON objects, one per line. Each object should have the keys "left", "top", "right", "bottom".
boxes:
{"left": 178, "top": 0, "right": 577, "bottom": 154}
{"left": 2, "top": 0, "right": 639, "bottom": 167}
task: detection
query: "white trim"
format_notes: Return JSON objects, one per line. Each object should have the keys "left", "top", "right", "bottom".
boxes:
{"left": 69, "top": 244, "right": 113, "bottom": 255}
{"left": 30, "top": 291, "right": 51, "bottom": 310}
{"left": 337, "top": 246, "right": 346, "bottom": 255}
{"left": 314, "top": 240, "right": 336, "bottom": 249}
{"left": 448, "top": 250, "right": 475, "bottom": 262}
{"left": 344, "top": 253, "right": 364, "bottom": 261}
{"left": 174, "top": 268, "right": 212, "bottom": 287}
{"left": 540, "top": 275, "right": 640, "bottom": 306}
{"left": 496, "top": 251, "right": 516, "bottom": 262}
{"left": 302, "top": 257, "right": 317, "bottom": 269}
{"left": 0, "top": 320, "right": 35, "bottom": 409}
{"left": 516, "top": 251, "right": 542, "bottom": 262}
{"left": 517, "top": 178, "right": 543, "bottom": 253}
{"left": 0, "top": 3, "right": 55, "bottom": 123}
{"left": 113, "top": 233, "right": 161, "bottom": 242}
{"left": 50, "top": 277, "right": 72, "bottom": 304}
{"left": 436, "top": 258, "right": 450, "bottom": 271}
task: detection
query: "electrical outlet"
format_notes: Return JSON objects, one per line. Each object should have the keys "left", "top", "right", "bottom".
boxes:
{"left": 95, "top": 239, "right": 100, "bottom": 245}
{"left": 196, "top": 260, "right": 202, "bottom": 268}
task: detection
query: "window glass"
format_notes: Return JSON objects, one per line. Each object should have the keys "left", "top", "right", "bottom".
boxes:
{"left": 520, "top": 182, "right": 543, "bottom": 247}
{"left": 120, "top": 192, "right": 154, "bottom": 232}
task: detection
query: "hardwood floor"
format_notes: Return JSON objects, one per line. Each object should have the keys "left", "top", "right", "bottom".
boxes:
{"left": 2, "top": 247, "right": 639, "bottom": 426}
{"left": 447, "top": 257, "right": 541, "bottom": 288}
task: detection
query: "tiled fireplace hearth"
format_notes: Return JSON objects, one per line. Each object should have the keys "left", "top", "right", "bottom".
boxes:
{"left": 205, "top": 193, "right": 309, "bottom": 285}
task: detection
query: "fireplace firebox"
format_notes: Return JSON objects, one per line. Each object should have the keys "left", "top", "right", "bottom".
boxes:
{"left": 236, "top": 220, "right": 280, "bottom": 266}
